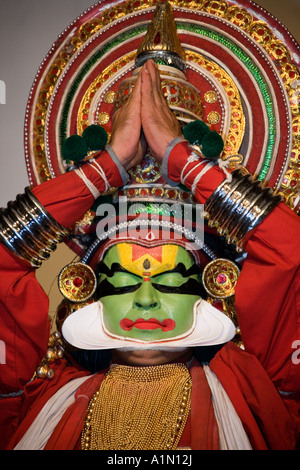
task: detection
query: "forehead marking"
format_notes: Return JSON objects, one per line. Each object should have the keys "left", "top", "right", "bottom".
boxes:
{"left": 116, "top": 243, "right": 179, "bottom": 277}
{"left": 143, "top": 259, "right": 151, "bottom": 270}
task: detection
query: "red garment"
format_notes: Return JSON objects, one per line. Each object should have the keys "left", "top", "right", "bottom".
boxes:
{"left": 5, "top": 347, "right": 295, "bottom": 450}
{"left": 6, "top": 358, "right": 219, "bottom": 450}
{"left": 0, "top": 142, "right": 299, "bottom": 449}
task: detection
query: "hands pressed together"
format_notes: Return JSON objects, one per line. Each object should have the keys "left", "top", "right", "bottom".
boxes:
{"left": 110, "top": 59, "right": 182, "bottom": 171}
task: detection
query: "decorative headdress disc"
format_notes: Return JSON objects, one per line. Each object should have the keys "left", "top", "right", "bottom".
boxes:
{"left": 24, "top": 0, "right": 300, "bottom": 249}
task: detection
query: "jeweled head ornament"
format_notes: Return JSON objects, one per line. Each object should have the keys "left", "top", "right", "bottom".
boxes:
{"left": 135, "top": 2, "right": 186, "bottom": 71}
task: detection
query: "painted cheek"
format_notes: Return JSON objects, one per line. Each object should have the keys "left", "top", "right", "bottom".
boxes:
{"left": 161, "top": 296, "right": 196, "bottom": 330}
{"left": 101, "top": 297, "right": 132, "bottom": 333}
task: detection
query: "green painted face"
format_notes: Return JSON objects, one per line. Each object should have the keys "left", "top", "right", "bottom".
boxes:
{"left": 96, "top": 243, "right": 202, "bottom": 342}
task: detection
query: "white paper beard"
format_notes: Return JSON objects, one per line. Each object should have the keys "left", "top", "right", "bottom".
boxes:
{"left": 62, "top": 299, "right": 236, "bottom": 351}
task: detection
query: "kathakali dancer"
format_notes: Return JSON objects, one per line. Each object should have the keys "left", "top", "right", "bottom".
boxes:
{"left": 0, "top": 1, "right": 299, "bottom": 450}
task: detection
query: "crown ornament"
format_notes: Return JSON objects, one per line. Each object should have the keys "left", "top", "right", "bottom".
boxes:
{"left": 135, "top": 2, "right": 186, "bottom": 71}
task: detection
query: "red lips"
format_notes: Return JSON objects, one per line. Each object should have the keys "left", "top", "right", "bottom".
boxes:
{"left": 120, "top": 318, "right": 176, "bottom": 332}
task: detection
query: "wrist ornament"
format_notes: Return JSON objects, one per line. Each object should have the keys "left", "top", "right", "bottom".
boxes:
{"left": 205, "top": 169, "right": 282, "bottom": 251}
{"left": 0, "top": 187, "right": 69, "bottom": 267}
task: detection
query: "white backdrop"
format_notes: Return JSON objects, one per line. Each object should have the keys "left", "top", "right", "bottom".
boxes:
{"left": 0, "top": 0, "right": 299, "bottom": 320}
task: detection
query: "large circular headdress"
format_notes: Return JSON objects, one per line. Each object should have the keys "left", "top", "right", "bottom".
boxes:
{"left": 24, "top": 0, "right": 300, "bottom": 246}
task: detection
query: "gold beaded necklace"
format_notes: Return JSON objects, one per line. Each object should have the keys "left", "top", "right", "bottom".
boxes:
{"left": 81, "top": 363, "right": 192, "bottom": 450}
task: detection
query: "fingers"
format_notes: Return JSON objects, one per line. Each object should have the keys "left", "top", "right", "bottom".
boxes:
{"left": 140, "top": 62, "right": 154, "bottom": 110}
{"left": 147, "top": 59, "right": 163, "bottom": 101}
{"left": 109, "top": 71, "right": 144, "bottom": 168}
{"left": 111, "top": 59, "right": 181, "bottom": 164}
{"left": 140, "top": 67, "right": 180, "bottom": 161}
{"left": 129, "top": 68, "right": 142, "bottom": 108}
{"left": 142, "top": 60, "right": 164, "bottom": 108}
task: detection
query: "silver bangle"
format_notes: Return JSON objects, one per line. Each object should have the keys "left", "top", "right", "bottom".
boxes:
{"left": 205, "top": 170, "right": 282, "bottom": 251}
{"left": 0, "top": 187, "right": 69, "bottom": 267}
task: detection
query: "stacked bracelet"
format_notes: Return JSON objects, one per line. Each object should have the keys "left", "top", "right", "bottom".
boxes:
{"left": 0, "top": 187, "right": 69, "bottom": 267}
{"left": 205, "top": 169, "right": 282, "bottom": 251}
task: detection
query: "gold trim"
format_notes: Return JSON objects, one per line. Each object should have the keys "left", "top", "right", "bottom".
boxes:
{"left": 186, "top": 50, "right": 245, "bottom": 159}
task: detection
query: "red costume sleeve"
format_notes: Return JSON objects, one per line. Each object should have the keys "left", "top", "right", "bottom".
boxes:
{"left": 0, "top": 150, "right": 125, "bottom": 395}
{"left": 166, "top": 141, "right": 300, "bottom": 393}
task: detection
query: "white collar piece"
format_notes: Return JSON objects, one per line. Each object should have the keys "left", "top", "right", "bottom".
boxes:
{"left": 62, "top": 299, "right": 236, "bottom": 351}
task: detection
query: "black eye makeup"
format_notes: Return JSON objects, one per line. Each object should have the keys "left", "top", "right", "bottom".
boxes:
{"left": 96, "top": 278, "right": 142, "bottom": 297}
{"left": 95, "top": 262, "right": 203, "bottom": 298}
{"left": 152, "top": 278, "right": 202, "bottom": 295}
